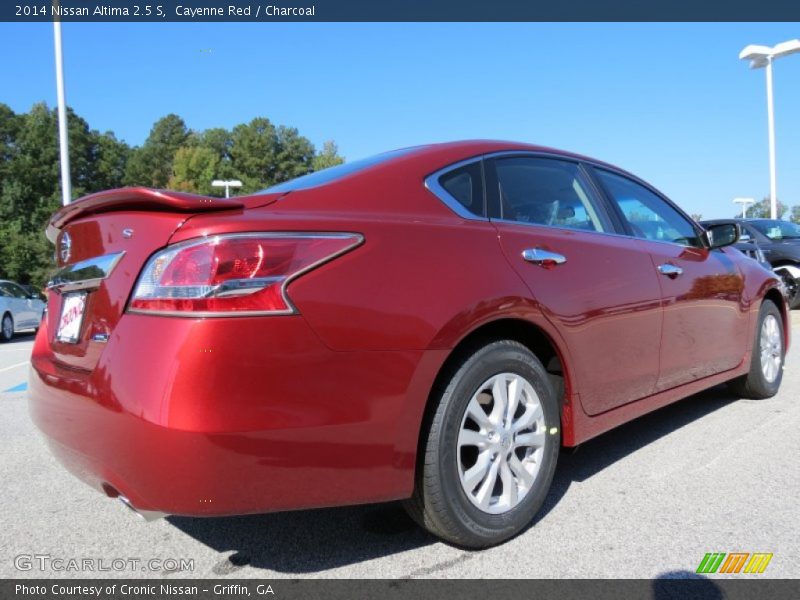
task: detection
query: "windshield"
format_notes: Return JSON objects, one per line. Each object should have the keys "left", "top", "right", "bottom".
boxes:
{"left": 749, "top": 220, "right": 800, "bottom": 240}
{"left": 257, "top": 147, "right": 421, "bottom": 194}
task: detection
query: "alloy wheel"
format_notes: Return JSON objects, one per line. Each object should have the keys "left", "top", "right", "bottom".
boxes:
{"left": 457, "top": 372, "right": 546, "bottom": 514}
{"left": 760, "top": 314, "right": 782, "bottom": 383}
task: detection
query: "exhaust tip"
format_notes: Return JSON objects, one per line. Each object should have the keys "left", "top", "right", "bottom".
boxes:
{"left": 118, "top": 495, "right": 169, "bottom": 522}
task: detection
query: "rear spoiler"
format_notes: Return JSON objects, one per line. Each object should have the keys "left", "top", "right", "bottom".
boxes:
{"left": 46, "top": 187, "right": 244, "bottom": 242}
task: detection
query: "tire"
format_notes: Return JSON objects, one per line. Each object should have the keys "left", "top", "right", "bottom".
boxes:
{"left": 775, "top": 269, "right": 800, "bottom": 310}
{"left": 404, "top": 340, "right": 560, "bottom": 548}
{"left": 1, "top": 313, "right": 13, "bottom": 343}
{"left": 728, "top": 300, "right": 785, "bottom": 399}
{"left": 789, "top": 286, "right": 800, "bottom": 311}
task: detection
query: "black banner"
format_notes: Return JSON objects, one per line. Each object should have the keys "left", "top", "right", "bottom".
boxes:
{"left": 3, "top": 0, "right": 800, "bottom": 22}
{"left": 3, "top": 579, "right": 800, "bottom": 600}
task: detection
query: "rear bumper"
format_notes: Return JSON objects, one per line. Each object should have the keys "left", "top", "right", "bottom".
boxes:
{"left": 29, "top": 313, "right": 438, "bottom": 516}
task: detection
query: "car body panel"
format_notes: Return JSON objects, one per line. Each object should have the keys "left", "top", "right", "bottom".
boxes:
{"left": 637, "top": 243, "right": 748, "bottom": 390}
{"left": 46, "top": 212, "right": 198, "bottom": 371}
{"left": 28, "top": 140, "right": 789, "bottom": 517}
{"left": 493, "top": 224, "right": 663, "bottom": 415}
{"left": 29, "top": 312, "right": 441, "bottom": 513}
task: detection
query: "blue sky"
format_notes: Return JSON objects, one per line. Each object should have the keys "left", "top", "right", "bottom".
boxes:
{"left": 1, "top": 22, "right": 799, "bottom": 219}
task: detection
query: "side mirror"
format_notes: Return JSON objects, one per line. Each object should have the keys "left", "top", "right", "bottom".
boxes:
{"left": 704, "top": 223, "right": 740, "bottom": 249}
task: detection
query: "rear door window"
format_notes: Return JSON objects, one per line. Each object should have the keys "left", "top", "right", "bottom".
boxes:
{"left": 488, "top": 156, "right": 607, "bottom": 232}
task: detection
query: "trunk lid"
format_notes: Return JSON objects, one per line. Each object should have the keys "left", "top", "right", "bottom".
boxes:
{"left": 45, "top": 187, "right": 281, "bottom": 372}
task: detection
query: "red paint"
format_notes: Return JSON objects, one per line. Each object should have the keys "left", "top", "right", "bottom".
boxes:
{"left": 29, "top": 141, "right": 788, "bottom": 517}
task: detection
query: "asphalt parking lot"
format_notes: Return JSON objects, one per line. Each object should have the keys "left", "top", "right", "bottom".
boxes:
{"left": 1, "top": 315, "right": 798, "bottom": 580}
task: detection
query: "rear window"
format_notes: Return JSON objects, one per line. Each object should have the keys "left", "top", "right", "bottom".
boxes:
{"left": 258, "top": 147, "right": 422, "bottom": 194}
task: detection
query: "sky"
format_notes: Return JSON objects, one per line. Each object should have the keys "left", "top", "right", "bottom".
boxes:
{"left": 0, "top": 22, "right": 799, "bottom": 219}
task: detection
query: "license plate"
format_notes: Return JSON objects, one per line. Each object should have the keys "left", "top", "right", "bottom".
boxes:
{"left": 57, "top": 292, "right": 88, "bottom": 344}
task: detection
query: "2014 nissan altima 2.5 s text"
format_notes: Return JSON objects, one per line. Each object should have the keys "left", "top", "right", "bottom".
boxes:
{"left": 29, "top": 140, "right": 789, "bottom": 548}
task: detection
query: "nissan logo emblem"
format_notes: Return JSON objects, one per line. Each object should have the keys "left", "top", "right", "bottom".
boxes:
{"left": 59, "top": 232, "right": 72, "bottom": 263}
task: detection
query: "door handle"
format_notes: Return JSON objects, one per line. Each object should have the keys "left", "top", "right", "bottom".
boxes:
{"left": 522, "top": 248, "right": 567, "bottom": 269}
{"left": 658, "top": 263, "right": 683, "bottom": 278}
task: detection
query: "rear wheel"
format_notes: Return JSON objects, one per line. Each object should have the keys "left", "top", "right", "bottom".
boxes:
{"left": 728, "top": 300, "right": 784, "bottom": 399}
{"left": 405, "top": 340, "right": 560, "bottom": 548}
{"left": 1, "top": 313, "right": 13, "bottom": 342}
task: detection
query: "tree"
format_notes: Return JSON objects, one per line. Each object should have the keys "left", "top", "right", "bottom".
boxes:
{"left": 0, "top": 104, "right": 342, "bottom": 286}
{"left": 168, "top": 146, "right": 220, "bottom": 195}
{"left": 0, "top": 104, "right": 21, "bottom": 196}
{"left": 124, "top": 114, "right": 189, "bottom": 188}
{"left": 92, "top": 132, "right": 130, "bottom": 191}
{"left": 790, "top": 206, "right": 800, "bottom": 224}
{"left": 313, "top": 140, "right": 344, "bottom": 172}
{"left": 690, "top": 213, "right": 703, "bottom": 222}
{"left": 273, "top": 125, "right": 315, "bottom": 183}
{"left": 228, "top": 117, "right": 279, "bottom": 193}
{"left": 0, "top": 103, "right": 132, "bottom": 286}
{"left": 740, "top": 197, "right": 787, "bottom": 220}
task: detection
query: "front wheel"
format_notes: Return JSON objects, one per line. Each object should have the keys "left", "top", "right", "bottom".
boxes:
{"left": 404, "top": 340, "right": 560, "bottom": 548}
{"left": 728, "top": 300, "right": 785, "bottom": 399}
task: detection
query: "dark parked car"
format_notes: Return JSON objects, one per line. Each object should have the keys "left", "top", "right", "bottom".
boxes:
{"left": 30, "top": 141, "right": 789, "bottom": 548}
{"left": 702, "top": 218, "right": 800, "bottom": 309}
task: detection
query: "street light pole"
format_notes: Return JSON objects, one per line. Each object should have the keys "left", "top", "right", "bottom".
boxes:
{"left": 734, "top": 197, "right": 755, "bottom": 219}
{"left": 764, "top": 58, "right": 777, "bottom": 221}
{"left": 53, "top": 18, "right": 72, "bottom": 207}
{"left": 739, "top": 39, "right": 800, "bottom": 220}
{"left": 211, "top": 179, "right": 243, "bottom": 198}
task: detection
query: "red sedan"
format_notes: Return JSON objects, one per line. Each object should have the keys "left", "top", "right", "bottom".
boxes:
{"left": 29, "top": 141, "right": 788, "bottom": 548}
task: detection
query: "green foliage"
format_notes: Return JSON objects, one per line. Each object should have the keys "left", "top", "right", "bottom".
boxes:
{"left": 739, "top": 197, "right": 788, "bottom": 220}
{"left": 124, "top": 114, "right": 189, "bottom": 187}
{"left": 0, "top": 103, "right": 344, "bottom": 288}
{"left": 168, "top": 146, "right": 220, "bottom": 195}
{"left": 313, "top": 140, "right": 345, "bottom": 171}
{"left": 228, "top": 117, "right": 280, "bottom": 193}
{"left": 790, "top": 206, "right": 800, "bottom": 225}
{"left": 0, "top": 103, "right": 118, "bottom": 286}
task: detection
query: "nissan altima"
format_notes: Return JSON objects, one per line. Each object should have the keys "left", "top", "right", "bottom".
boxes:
{"left": 29, "top": 141, "right": 788, "bottom": 548}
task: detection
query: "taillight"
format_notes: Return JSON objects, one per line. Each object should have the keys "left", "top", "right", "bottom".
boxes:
{"left": 129, "top": 233, "right": 362, "bottom": 316}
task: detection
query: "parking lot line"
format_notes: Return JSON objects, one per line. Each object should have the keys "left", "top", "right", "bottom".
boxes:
{"left": 2, "top": 382, "right": 27, "bottom": 393}
{"left": 0, "top": 361, "right": 29, "bottom": 373}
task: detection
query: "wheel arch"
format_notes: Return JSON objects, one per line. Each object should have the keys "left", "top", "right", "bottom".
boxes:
{"left": 415, "top": 317, "right": 576, "bottom": 469}
{"left": 771, "top": 260, "right": 800, "bottom": 278}
{"left": 764, "top": 286, "right": 790, "bottom": 349}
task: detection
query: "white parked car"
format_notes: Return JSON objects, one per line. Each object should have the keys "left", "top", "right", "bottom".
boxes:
{"left": 0, "top": 280, "right": 45, "bottom": 342}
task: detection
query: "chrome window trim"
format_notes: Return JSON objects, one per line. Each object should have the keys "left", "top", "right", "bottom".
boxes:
{"left": 424, "top": 157, "right": 489, "bottom": 221}
{"left": 489, "top": 217, "right": 705, "bottom": 250}
{"left": 427, "top": 149, "right": 707, "bottom": 250}
{"left": 426, "top": 150, "right": 618, "bottom": 222}
{"left": 47, "top": 252, "right": 125, "bottom": 292}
